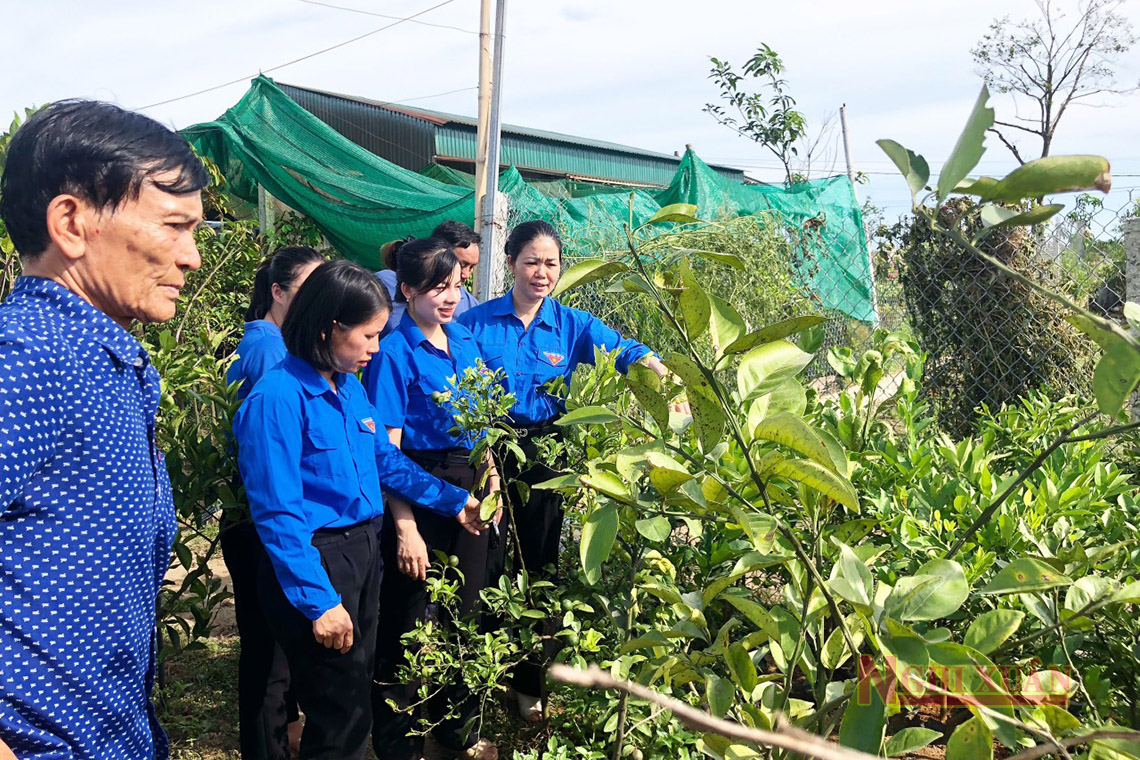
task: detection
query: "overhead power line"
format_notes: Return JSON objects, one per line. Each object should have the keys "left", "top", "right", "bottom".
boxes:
{"left": 136, "top": 0, "right": 458, "bottom": 111}
{"left": 296, "top": 0, "right": 478, "bottom": 34}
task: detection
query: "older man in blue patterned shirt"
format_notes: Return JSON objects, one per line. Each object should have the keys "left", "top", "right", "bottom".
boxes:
{"left": 0, "top": 101, "right": 207, "bottom": 760}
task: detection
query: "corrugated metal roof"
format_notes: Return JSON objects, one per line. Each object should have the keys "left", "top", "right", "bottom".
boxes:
{"left": 278, "top": 82, "right": 743, "bottom": 175}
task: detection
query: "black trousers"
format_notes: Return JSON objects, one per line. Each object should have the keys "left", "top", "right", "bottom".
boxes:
{"left": 372, "top": 450, "right": 490, "bottom": 760}
{"left": 487, "top": 423, "right": 567, "bottom": 698}
{"left": 259, "top": 517, "right": 382, "bottom": 760}
{"left": 219, "top": 519, "right": 297, "bottom": 760}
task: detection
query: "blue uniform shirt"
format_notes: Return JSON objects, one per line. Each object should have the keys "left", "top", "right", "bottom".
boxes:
{"left": 459, "top": 290, "right": 653, "bottom": 425}
{"left": 234, "top": 355, "right": 469, "bottom": 620}
{"left": 0, "top": 277, "right": 176, "bottom": 760}
{"left": 227, "top": 319, "right": 287, "bottom": 401}
{"left": 376, "top": 269, "right": 479, "bottom": 337}
{"left": 363, "top": 317, "right": 484, "bottom": 452}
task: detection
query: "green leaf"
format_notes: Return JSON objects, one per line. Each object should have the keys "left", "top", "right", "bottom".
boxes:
{"left": 579, "top": 471, "right": 632, "bottom": 504}
{"left": 752, "top": 412, "right": 839, "bottom": 472}
{"left": 676, "top": 247, "right": 746, "bottom": 271}
{"left": 963, "top": 609, "right": 1024, "bottom": 655}
{"left": 955, "top": 176, "right": 999, "bottom": 196}
{"left": 839, "top": 671, "right": 888, "bottom": 753}
{"left": 1093, "top": 339, "right": 1140, "bottom": 416}
{"left": 725, "top": 641, "right": 758, "bottom": 693}
{"left": 626, "top": 363, "right": 670, "bottom": 432}
{"left": 531, "top": 473, "right": 582, "bottom": 491}
{"left": 666, "top": 352, "right": 727, "bottom": 451}
{"left": 1125, "top": 302, "right": 1140, "bottom": 333}
{"left": 551, "top": 258, "right": 628, "bottom": 296}
{"left": 820, "top": 616, "right": 864, "bottom": 670}
{"left": 978, "top": 203, "right": 1064, "bottom": 230}
{"left": 635, "top": 516, "right": 671, "bottom": 542}
{"left": 723, "top": 315, "right": 827, "bottom": 355}
{"left": 938, "top": 86, "right": 994, "bottom": 203}
{"left": 945, "top": 718, "right": 993, "bottom": 760}
{"left": 886, "top": 728, "right": 943, "bottom": 757}
{"left": 979, "top": 154, "right": 1112, "bottom": 202}
{"left": 479, "top": 489, "right": 500, "bottom": 523}
{"left": 736, "top": 340, "right": 813, "bottom": 402}
{"left": 828, "top": 539, "right": 873, "bottom": 607}
{"left": 647, "top": 203, "right": 699, "bottom": 224}
{"left": 881, "top": 619, "right": 931, "bottom": 697}
{"left": 1066, "top": 312, "right": 1124, "bottom": 351}
{"left": 645, "top": 451, "right": 693, "bottom": 492}
{"left": 884, "top": 559, "right": 969, "bottom": 621}
{"left": 980, "top": 558, "right": 1072, "bottom": 596}
{"left": 709, "top": 294, "right": 746, "bottom": 358}
{"left": 706, "top": 674, "right": 733, "bottom": 718}
{"left": 580, "top": 503, "right": 618, "bottom": 585}
{"left": 828, "top": 518, "right": 876, "bottom": 547}
{"left": 721, "top": 593, "right": 774, "bottom": 632}
{"left": 877, "top": 138, "right": 931, "bottom": 202}
{"left": 762, "top": 453, "right": 859, "bottom": 510}
{"left": 678, "top": 258, "right": 712, "bottom": 339}
{"left": 556, "top": 405, "right": 620, "bottom": 426}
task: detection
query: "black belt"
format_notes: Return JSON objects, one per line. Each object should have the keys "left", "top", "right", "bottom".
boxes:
{"left": 404, "top": 447, "right": 474, "bottom": 467}
{"left": 511, "top": 418, "right": 561, "bottom": 439}
{"left": 312, "top": 516, "right": 381, "bottom": 542}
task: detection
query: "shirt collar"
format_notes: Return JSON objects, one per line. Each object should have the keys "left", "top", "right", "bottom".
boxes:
{"left": 13, "top": 276, "right": 147, "bottom": 367}
{"left": 535, "top": 296, "right": 558, "bottom": 328}
{"left": 283, "top": 354, "right": 340, "bottom": 397}
{"left": 396, "top": 315, "right": 473, "bottom": 350}
{"left": 494, "top": 290, "right": 556, "bottom": 328}
{"left": 244, "top": 319, "right": 282, "bottom": 339}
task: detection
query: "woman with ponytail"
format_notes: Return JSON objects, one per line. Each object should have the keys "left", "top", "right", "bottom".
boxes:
{"left": 223, "top": 245, "right": 323, "bottom": 760}
{"left": 229, "top": 246, "right": 325, "bottom": 400}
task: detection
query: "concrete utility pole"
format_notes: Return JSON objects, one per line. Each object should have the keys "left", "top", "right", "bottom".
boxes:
{"left": 840, "top": 103, "right": 880, "bottom": 325}
{"left": 473, "top": 0, "right": 492, "bottom": 232}
{"left": 475, "top": 0, "right": 508, "bottom": 301}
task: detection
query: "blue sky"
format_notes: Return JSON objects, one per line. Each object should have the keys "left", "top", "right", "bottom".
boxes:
{"left": 5, "top": 0, "right": 1140, "bottom": 228}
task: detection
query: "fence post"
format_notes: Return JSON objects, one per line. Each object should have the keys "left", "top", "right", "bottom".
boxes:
{"left": 1125, "top": 218, "right": 1140, "bottom": 419}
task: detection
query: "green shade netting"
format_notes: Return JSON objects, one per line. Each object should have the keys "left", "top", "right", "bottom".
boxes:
{"left": 184, "top": 76, "right": 873, "bottom": 320}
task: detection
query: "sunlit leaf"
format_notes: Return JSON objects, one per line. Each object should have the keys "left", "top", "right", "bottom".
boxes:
{"left": 980, "top": 558, "right": 1072, "bottom": 596}
{"left": 580, "top": 503, "right": 618, "bottom": 585}
{"left": 647, "top": 203, "right": 700, "bottom": 224}
{"left": 551, "top": 258, "right": 628, "bottom": 296}
{"left": 938, "top": 86, "right": 994, "bottom": 202}
{"left": 980, "top": 154, "right": 1111, "bottom": 202}
{"left": 877, "top": 138, "right": 931, "bottom": 202}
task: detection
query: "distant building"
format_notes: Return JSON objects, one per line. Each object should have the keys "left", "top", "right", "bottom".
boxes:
{"left": 278, "top": 82, "right": 746, "bottom": 189}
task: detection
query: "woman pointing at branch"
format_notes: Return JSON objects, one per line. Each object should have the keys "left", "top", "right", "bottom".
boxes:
{"left": 458, "top": 220, "right": 674, "bottom": 722}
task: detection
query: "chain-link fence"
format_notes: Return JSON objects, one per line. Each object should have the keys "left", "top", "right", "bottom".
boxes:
{"left": 496, "top": 188, "right": 1139, "bottom": 437}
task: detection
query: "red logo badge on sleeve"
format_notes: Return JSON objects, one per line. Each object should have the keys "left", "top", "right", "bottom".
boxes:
{"left": 543, "top": 352, "right": 565, "bottom": 366}
{"left": 362, "top": 417, "right": 376, "bottom": 433}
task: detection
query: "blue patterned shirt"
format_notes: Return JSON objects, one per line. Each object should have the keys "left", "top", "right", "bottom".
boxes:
{"left": 0, "top": 277, "right": 176, "bottom": 760}
{"left": 458, "top": 290, "right": 653, "bottom": 425}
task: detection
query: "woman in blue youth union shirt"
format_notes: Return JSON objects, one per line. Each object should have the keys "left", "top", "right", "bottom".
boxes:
{"left": 458, "top": 220, "right": 676, "bottom": 722}
{"left": 235, "top": 260, "right": 484, "bottom": 760}
{"left": 224, "top": 245, "right": 322, "bottom": 760}
{"left": 363, "top": 237, "right": 500, "bottom": 760}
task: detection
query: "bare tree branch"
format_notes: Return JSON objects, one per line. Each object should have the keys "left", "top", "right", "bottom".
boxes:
{"left": 549, "top": 664, "right": 880, "bottom": 760}
{"left": 989, "top": 127, "right": 1028, "bottom": 165}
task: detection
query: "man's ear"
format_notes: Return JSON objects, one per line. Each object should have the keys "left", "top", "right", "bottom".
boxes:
{"left": 44, "top": 195, "right": 93, "bottom": 262}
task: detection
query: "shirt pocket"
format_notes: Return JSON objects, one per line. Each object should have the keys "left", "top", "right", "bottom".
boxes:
{"left": 302, "top": 426, "right": 341, "bottom": 479}
{"left": 534, "top": 344, "right": 570, "bottom": 382}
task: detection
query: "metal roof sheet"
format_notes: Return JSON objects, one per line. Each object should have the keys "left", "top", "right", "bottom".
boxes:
{"left": 277, "top": 82, "right": 739, "bottom": 171}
